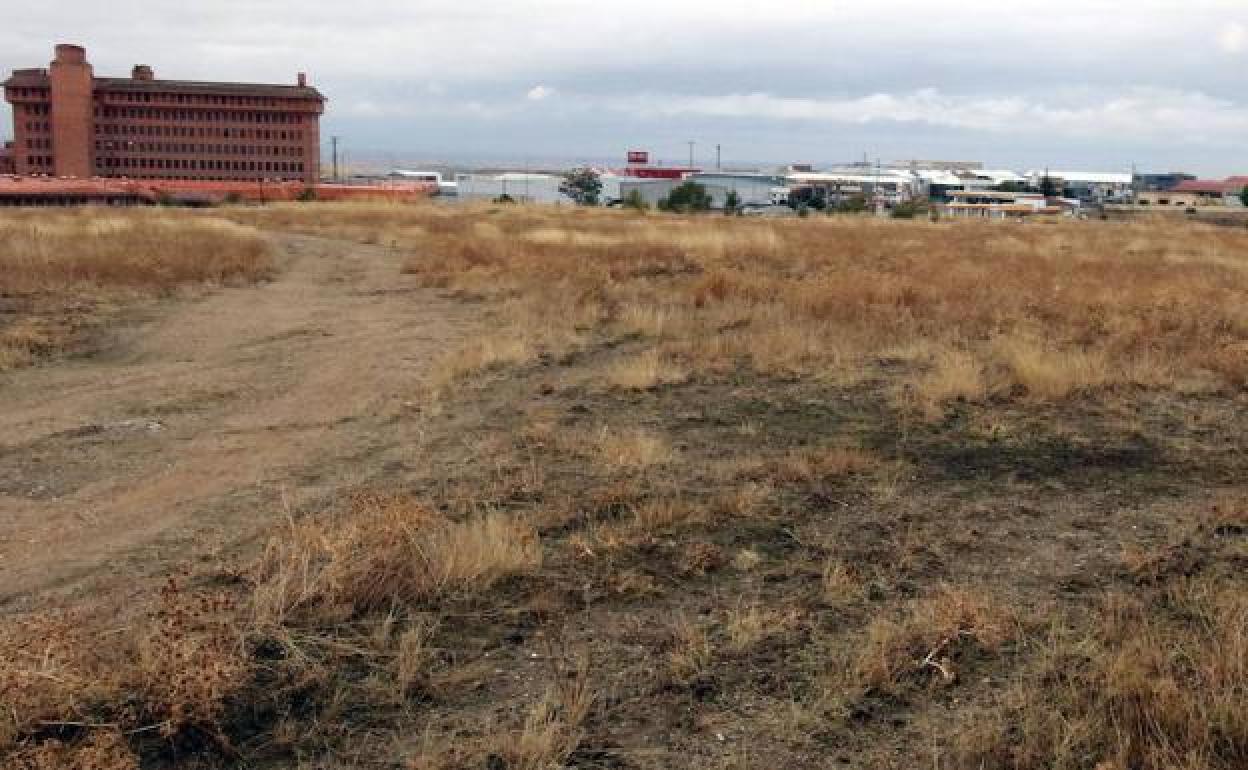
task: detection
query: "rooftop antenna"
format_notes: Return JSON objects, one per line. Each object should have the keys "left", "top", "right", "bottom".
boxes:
{"left": 331, "top": 135, "right": 340, "bottom": 182}
{"left": 687, "top": 140, "right": 695, "bottom": 170}
{"left": 716, "top": 143, "right": 721, "bottom": 171}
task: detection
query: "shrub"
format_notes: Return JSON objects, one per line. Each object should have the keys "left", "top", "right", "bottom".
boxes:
{"left": 658, "top": 181, "right": 713, "bottom": 213}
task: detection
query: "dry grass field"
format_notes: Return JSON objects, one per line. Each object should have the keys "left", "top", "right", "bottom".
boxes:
{"left": 4, "top": 202, "right": 1248, "bottom": 769}
{"left": 0, "top": 210, "right": 273, "bottom": 370}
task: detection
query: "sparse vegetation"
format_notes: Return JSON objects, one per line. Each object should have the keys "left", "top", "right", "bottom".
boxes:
{"left": 5, "top": 202, "right": 1248, "bottom": 769}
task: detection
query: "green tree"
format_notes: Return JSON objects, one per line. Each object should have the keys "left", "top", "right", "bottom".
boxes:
{"left": 723, "top": 189, "right": 742, "bottom": 216}
{"left": 621, "top": 189, "right": 649, "bottom": 211}
{"left": 658, "top": 181, "right": 713, "bottom": 213}
{"left": 1240, "top": 186, "right": 1248, "bottom": 208}
{"left": 836, "top": 194, "right": 868, "bottom": 213}
{"left": 1040, "top": 174, "right": 1059, "bottom": 198}
{"left": 995, "top": 180, "right": 1026, "bottom": 193}
{"left": 890, "top": 199, "right": 928, "bottom": 219}
{"left": 559, "top": 167, "right": 602, "bottom": 206}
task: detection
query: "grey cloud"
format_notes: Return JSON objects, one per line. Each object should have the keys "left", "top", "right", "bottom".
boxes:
{"left": 4, "top": 1, "right": 1248, "bottom": 174}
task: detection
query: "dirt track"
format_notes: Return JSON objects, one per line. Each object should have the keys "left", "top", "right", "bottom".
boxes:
{"left": 0, "top": 234, "right": 477, "bottom": 610}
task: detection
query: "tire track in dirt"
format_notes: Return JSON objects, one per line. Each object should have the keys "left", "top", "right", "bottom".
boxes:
{"left": 0, "top": 233, "right": 477, "bottom": 610}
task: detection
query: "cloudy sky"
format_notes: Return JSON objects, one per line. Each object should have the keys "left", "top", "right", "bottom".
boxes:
{"left": 3, "top": 1, "right": 1248, "bottom": 173}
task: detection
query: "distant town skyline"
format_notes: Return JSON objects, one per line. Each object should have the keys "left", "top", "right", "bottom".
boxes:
{"left": 4, "top": 1, "right": 1248, "bottom": 176}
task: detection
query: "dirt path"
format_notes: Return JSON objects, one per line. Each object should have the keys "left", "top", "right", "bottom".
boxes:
{"left": 0, "top": 234, "right": 477, "bottom": 611}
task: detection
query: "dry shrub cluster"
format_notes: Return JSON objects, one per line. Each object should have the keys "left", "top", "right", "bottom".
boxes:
{"left": 225, "top": 203, "right": 1248, "bottom": 413}
{"left": 0, "top": 209, "right": 273, "bottom": 369}
{"left": 1, "top": 497, "right": 543, "bottom": 767}
{"left": 1, "top": 578, "right": 247, "bottom": 767}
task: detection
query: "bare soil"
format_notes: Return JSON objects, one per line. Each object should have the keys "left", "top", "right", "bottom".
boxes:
{"left": 0, "top": 234, "right": 479, "bottom": 611}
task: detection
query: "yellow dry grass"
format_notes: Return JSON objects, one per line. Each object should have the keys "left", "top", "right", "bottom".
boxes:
{"left": 604, "top": 349, "right": 689, "bottom": 390}
{"left": 223, "top": 202, "right": 1248, "bottom": 412}
{"left": 0, "top": 209, "right": 273, "bottom": 294}
{"left": 592, "top": 426, "right": 673, "bottom": 471}
{"left": 959, "top": 579, "right": 1248, "bottom": 770}
{"left": 252, "top": 496, "right": 542, "bottom": 623}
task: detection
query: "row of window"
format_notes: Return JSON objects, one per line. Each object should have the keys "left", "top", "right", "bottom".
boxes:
{"left": 94, "top": 123, "right": 305, "bottom": 142}
{"left": 103, "top": 91, "right": 307, "bottom": 108}
{"left": 94, "top": 157, "right": 306, "bottom": 173}
{"left": 21, "top": 105, "right": 50, "bottom": 116}
{"left": 94, "top": 141, "right": 305, "bottom": 157}
{"left": 25, "top": 137, "right": 51, "bottom": 150}
{"left": 24, "top": 121, "right": 51, "bottom": 133}
{"left": 8, "top": 87, "right": 49, "bottom": 99}
{"left": 26, "top": 155, "right": 53, "bottom": 167}
{"left": 96, "top": 106, "right": 310, "bottom": 123}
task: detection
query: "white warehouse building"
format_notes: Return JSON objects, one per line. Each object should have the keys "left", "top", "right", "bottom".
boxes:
{"left": 455, "top": 173, "right": 572, "bottom": 204}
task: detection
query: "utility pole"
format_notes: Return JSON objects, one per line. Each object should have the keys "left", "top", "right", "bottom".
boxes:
{"left": 687, "top": 140, "right": 695, "bottom": 170}
{"left": 331, "top": 136, "right": 340, "bottom": 182}
{"left": 716, "top": 143, "right": 721, "bottom": 171}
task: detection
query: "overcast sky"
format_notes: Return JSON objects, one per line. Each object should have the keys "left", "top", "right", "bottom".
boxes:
{"left": 4, "top": 1, "right": 1248, "bottom": 174}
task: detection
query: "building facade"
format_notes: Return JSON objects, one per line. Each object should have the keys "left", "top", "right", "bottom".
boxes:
{"left": 3, "top": 44, "right": 324, "bottom": 183}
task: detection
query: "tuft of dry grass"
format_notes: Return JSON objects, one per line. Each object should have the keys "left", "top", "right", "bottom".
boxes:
{"left": 769, "top": 446, "right": 882, "bottom": 484}
{"left": 854, "top": 586, "right": 1017, "bottom": 693}
{"left": 604, "top": 349, "right": 689, "bottom": 390}
{"left": 427, "top": 335, "right": 535, "bottom": 392}
{"left": 995, "top": 336, "right": 1113, "bottom": 400}
{"left": 907, "top": 347, "right": 991, "bottom": 419}
{"left": 822, "top": 560, "right": 864, "bottom": 604}
{"left": 592, "top": 426, "right": 673, "bottom": 471}
{"left": 252, "top": 496, "right": 542, "bottom": 622}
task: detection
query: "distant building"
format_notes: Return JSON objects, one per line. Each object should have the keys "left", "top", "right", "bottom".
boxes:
{"left": 892, "top": 159, "right": 983, "bottom": 172}
{"left": 455, "top": 172, "right": 569, "bottom": 204}
{"left": 1135, "top": 172, "right": 1196, "bottom": 192}
{"left": 786, "top": 169, "right": 919, "bottom": 206}
{"left": 1024, "top": 170, "right": 1133, "bottom": 204}
{"left": 943, "top": 190, "right": 1069, "bottom": 219}
{"left": 1138, "top": 177, "right": 1248, "bottom": 208}
{"left": 3, "top": 43, "right": 324, "bottom": 183}
{"left": 1134, "top": 190, "right": 1203, "bottom": 208}
{"left": 615, "top": 178, "right": 686, "bottom": 208}
{"left": 688, "top": 172, "right": 786, "bottom": 208}
{"left": 387, "top": 169, "right": 458, "bottom": 196}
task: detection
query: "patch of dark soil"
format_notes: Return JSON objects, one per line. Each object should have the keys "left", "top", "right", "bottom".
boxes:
{"left": 918, "top": 434, "right": 1161, "bottom": 483}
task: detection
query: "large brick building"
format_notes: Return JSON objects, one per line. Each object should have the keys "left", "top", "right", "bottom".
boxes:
{"left": 3, "top": 44, "right": 324, "bottom": 184}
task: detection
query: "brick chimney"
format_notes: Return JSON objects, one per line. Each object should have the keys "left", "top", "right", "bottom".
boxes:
{"left": 297, "top": 72, "right": 307, "bottom": 87}
{"left": 132, "top": 64, "right": 154, "bottom": 81}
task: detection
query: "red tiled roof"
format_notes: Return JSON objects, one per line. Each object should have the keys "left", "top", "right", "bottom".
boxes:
{"left": 1173, "top": 177, "right": 1248, "bottom": 194}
